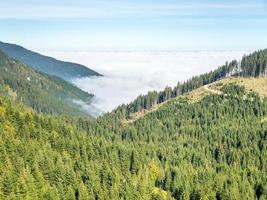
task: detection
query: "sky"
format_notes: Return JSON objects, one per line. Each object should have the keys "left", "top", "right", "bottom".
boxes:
{"left": 1, "top": 0, "right": 267, "bottom": 51}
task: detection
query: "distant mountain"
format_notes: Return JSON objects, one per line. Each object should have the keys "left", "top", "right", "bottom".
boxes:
{"left": 0, "top": 50, "right": 97, "bottom": 116}
{"left": 0, "top": 41, "right": 102, "bottom": 81}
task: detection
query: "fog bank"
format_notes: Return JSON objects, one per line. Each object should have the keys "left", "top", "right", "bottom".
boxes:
{"left": 46, "top": 51, "right": 248, "bottom": 113}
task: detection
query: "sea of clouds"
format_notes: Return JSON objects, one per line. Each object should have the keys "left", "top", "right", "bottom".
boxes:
{"left": 45, "top": 51, "right": 248, "bottom": 115}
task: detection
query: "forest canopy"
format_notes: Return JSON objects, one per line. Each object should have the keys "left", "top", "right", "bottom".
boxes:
{"left": 0, "top": 48, "right": 266, "bottom": 199}
{"left": 0, "top": 83, "right": 266, "bottom": 199}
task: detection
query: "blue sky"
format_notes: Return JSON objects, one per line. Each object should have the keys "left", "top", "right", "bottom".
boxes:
{"left": 0, "top": 0, "right": 267, "bottom": 51}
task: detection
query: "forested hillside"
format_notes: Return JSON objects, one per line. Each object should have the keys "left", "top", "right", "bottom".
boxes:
{"left": 0, "top": 47, "right": 267, "bottom": 199}
{"left": 120, "top": 49, "right": 267, "bottom": 117}
{"left": 0, "top": 41, "right": 102, "bottom": 81}
{"left": 0, "top": 50, "right": 94, "bottom": 116}
{"left": 0, "top": 82, "right": 266, "bottom": 199}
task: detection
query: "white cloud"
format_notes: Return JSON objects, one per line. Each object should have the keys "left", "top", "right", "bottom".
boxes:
{"left": 46, "top": 51, "right": 248, "bottom": 114}
{"left": 0, "top": 1, "right": 263, "bottom": 19}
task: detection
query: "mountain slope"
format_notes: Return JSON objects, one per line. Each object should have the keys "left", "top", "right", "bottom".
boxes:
{"left": 0, "top": 50, "right": 95, "bottom": 116}
{"left": 119, "top": 49, "right": 267, "bottom": 118}
{"left": 122, "top": 77, "right": 267, "bottom": 123}
{"left": 0, "top": 47, "right": 267, "bottom": 199}
{"left": 96, "top": 82, "right": 267, "bottom": 199}
{"left": 0, "top": 81, "right": 266, "bottom": 199}
{"left": 0, "top": 41, "right": 102, "bottom": 81}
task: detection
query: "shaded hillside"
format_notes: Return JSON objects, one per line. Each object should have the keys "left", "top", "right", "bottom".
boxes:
{"left": 0, "top": 82, "right": 266, "bottom": 199}
{"left": 0, "top": 50, "right": 95, "bottom": 116}
{"left": 0, "top": 41, "right": 102, "bottom": 81}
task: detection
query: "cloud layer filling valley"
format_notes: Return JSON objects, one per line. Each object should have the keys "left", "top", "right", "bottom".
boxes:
{"left": 46, "top": 51, "right": 248, "bottom": 113}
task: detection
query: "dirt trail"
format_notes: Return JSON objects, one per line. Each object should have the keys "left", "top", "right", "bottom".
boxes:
{"left": 124, "top": 84, "right": 223, "bottom": 124}
{"left": 203, "top": 85, "right": 223, "bottom": 95}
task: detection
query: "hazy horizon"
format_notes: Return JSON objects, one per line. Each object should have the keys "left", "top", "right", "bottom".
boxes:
{"left": 1, "top": 0, "right": 267, "bottom": 51}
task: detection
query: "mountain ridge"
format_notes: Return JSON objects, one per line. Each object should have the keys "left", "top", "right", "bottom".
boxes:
{"left": 116, "top": 48, "right": 267, "bottom": 118}
{"left": 0, "top": 41, "right": 102, "bottom": 81}
{"left": 123, "top": 76, "right": 267, "bottom": 123}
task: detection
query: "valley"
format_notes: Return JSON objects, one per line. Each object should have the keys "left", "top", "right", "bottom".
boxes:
{"left": 0, "top": 44, "right": 266, "bottom": 199}
{"left": 0, "top": 77, "right": 266, "bottom": 199}
{"left": 1, "top": 0, "right": 266, "bottom": 199}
